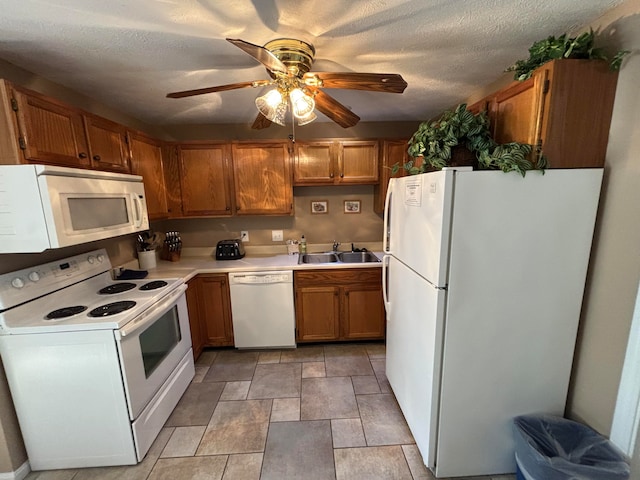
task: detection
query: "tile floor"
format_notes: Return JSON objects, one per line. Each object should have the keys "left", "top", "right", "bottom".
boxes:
{"left": 26, "top": 343, "right": 516, "bottom": 480}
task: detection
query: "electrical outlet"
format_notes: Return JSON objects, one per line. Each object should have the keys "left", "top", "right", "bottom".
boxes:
{"left": 240, "top": 231, "right": 249, "bottom": 242}
{"left": 272, "top": 230, "right": 283, "bottom": 242}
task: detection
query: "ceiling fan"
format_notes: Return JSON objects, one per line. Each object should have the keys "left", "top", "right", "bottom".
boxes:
{"left": 166, "top": 38, "right": 408, "bottom": 129}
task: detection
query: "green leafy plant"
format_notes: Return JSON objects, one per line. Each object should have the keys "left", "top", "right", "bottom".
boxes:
{"left": 401, "top": 104, "right": 546, "bottom": 177}
{"left": 506, "top": 29, "right": 630, "bottom": 81}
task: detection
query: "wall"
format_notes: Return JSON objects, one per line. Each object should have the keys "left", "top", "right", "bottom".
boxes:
{"left": 564, "top": 1, "right": 640, "bottom": 436}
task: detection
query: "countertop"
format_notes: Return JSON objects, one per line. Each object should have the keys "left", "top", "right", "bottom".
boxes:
{"left": 129, "top": 247, "right": 385, "bottom": 283}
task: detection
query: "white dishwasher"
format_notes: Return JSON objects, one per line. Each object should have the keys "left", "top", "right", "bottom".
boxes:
{"left": 228, "top": 270, "right": 296, "bottom": 349}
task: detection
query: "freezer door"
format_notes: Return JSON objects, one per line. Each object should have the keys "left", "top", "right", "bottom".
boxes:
{"left": 385, "top": 171, "right": 454, "bottom": 287}
{"left": 385, "top": 255, "right": 446, "bottom": 470}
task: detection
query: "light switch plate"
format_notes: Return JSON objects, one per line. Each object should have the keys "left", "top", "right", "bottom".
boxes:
{"left": 272, "top": 230, "right": 284, "bottom": 242}
{"left": 241, "top": 231, "right": 249, "bottom": 242}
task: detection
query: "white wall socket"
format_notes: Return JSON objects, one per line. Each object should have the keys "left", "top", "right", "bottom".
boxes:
{"left": 272, "top": 230, "right": 284, "bottom": 242}
{"left": 240, "top": 231, "right": 249, "bottom": 242}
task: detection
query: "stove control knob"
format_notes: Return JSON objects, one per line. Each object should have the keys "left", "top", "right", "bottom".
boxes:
{"left": 28, "top": 272, "right": 40, "bottom": 282}
{"left": 87, "top": 255, "right": 96, "bottom": 264}
{"left": 96, "top": 254, "right": 105, "bottom": 263}
{"left": 11, "top": 277, "right": 24, "bottom": 289}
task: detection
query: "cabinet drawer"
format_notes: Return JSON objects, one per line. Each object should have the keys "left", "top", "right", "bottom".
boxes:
{"left": 295, "top": 268, "right": 381, "bottom": 286}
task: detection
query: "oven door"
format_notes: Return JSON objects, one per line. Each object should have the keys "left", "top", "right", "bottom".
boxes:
{"left": 115, "top": 284, "right": 192, "bottom": 420}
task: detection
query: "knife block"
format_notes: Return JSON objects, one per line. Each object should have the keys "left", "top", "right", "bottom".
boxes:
{"left": 160, "top": 244, "right": 181, "bottom": 262}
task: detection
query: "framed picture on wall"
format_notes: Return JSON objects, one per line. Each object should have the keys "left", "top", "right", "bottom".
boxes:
{"left": 344, "top": 200, "right": 361, "bottom": 214}
{"left": 311, "top": 200, "right": 328, "bottom": 214}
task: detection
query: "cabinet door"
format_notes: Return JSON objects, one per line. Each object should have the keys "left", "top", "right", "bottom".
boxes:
{"left": 84, "top": 114, "right": 131, "bottom": 173}
{"left": 232, "top": 142, "right": 293, "bottom": 215}
{"left": 12, "top": 87, "right": 91, "bottom": 168}
{"left": 293, "top": 141, "right": 335, "bottom": 185}
{"left": 199, "top": 274, "right": 234, "bottom": 347}
{"left": 186, "top": 277, "right": 206, "bottom": 361}
{"left": 178, "top": 144, "right": 234, "bottom": 216}
{"left": 337, "top": 140, "right": 379, "bottom": 184}
{"left": 295, "top": 286, "right": 341, "bottom": 342}
{"left": 129, "top": 132, "right": 169, "bottom": 220}
{"left": 492, "top": 73, "right": 547, "bottom": 148}
{"left": 374, "top": 139, "right": 409, "bottom": 214}
{"left": 342, "top": 284, "right": 385, "bottom": 340}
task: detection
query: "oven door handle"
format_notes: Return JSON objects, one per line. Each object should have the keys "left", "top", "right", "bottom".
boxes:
{"left": 117, "top": 284, "right": 187, "bottom": 338}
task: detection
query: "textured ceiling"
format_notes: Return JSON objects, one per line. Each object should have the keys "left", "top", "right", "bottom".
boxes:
{"left": 0, "top": 0, "right": 625, "bottom": 127}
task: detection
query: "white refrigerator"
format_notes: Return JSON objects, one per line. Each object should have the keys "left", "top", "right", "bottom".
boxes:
{"left": 382, "top": 167, "right": 603, "bottom": 477}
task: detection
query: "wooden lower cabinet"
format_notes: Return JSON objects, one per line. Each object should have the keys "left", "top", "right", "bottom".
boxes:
{"left": 185, "top": 274, "right": 234, "bottom": 360}
{"left": 294, "top": 268, "right": 385, "bottom": 342}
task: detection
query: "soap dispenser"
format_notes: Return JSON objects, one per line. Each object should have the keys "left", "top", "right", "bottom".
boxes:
{"left": 300, "top": 235, "right": 307, "bottom": 254}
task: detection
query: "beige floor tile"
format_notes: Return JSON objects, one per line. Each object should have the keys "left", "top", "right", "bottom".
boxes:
{"left": 332, "top": 418, "right": 367, "bottom": 448}
{"left": 302, "top": 361, "right": 326, "bottom": 378}
{"left": 334, "top": 445, "right": 413, "bottom": 480}
{"left": 357, "top": 394, "right": 414, "bottom": 445}
{"left": 257, "top": 351, "right": 281, "bottom": 364}
{"left": 165, "top": 381, "right": 225, "bottom": 426}
{"left": 196, "top": 400, "right": 272, "bottom": 455}
{"left": 71, "top": 427, "right": 173, "bottom": 480}
{"left": 220, "top": 381, "right": 251, "bottom": 401}
{"left": 271, "top": 397, "right": 300, "bottom": 422}
{"left": 222, "top": 453, "right": 263, "bottom": 480}
{"left": 25, "top": 471, "right": 78, "bottom": 480}
{"left": 365, "top": 342, "right": 386, "bottom": 359}
{"left": 351, "top": 375, "right": 381, "bottom": 394}
{"left": 192, "top": 365, "right": 209, "bottom": 383}
{"left": 147, "top": 456, "right": 228, "bottom": 480}
{"left": 261, "top": 420, "right": 335, "bottom": 480}
{"left": 160, "top": 426, "right": 206, "bottom": 458}
{"left": 195, "top": 350, "right": 218, "bottom": 366}
{"left": 280, "top": 346, "right": 324, "bottom": 363}
{"left": 324, "top": 344, "right": 374, "bottom": 376}
{"left": 402, "top": 444, "right": 434, "bottom": 479}
{"left": 370, "top": 358, "right": 392, "bottom": 393}
{"left": 247, "top": 363, "right": 301, "bottom": 399}
{"left": 300, "top": 376, "right": 359, "bottom": 420}
{"left": 203, "top": 350, "right": 259, "bottom": 382}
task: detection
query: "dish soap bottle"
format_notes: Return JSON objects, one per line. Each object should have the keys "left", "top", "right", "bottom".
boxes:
{"left": 300, "top": 235, "right": 307, "bottom": 254}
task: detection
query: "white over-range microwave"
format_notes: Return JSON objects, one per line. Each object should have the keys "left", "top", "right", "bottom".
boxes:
{"left": 0, "top": 164, "right": 149, "bottom": 253}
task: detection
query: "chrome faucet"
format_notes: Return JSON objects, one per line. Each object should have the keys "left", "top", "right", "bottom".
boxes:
{"left": 332, "top": 240, "right": 341, "bottom": 252}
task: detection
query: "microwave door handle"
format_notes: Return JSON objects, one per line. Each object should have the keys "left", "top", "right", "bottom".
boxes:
{"left": 118, "top": 284, "right": 187, "bottom": 338}
{"left": 132, "top": 194, "right": 143, "bottom": 228}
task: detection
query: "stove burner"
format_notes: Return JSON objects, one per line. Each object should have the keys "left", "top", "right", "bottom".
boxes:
{"left": 45, "top": 305, "right": 88, "bottom": 320}
{"left": 139, "top": 280, "right": 168, "bottom": 291}
{"left": 89, "top": 301, "right": 136, "bottom": 317}
{"left": 99, "top": 283, "right": 136, "bottom": 295}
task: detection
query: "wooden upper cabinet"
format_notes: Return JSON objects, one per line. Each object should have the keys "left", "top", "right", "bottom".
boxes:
{"left": 10, "top": 86, "right": 91, "bottom": 168}
{"left": 177, "top": 143, "right": 234, "bottom": 217}
{"left": 338, "top": 140, "right": 379, "bottom": 184}
{"left": 374, "top": 139, "right": 409, "bottom": 214}
{"left": 83, "top": 114, "right": 130, "bottom": 173}
{"left": 232, "top": 142, "right": 293, "bottom": 215}
{"left": 293, "top": 141, "right": 335, "bottom": 184}
{"left": 490, "top": 59, "right": 619, "bottom": 169}
{"left": 293, "top": 140, "right": 379, "bottom": 185}
{"left": 128, "top": 131, "right": 169, "bottom": 220}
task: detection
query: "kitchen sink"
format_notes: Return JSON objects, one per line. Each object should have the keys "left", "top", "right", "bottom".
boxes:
{"left": 298, "top": 253, "right": 339, "bottom": 264}
{"left": 298, "top": 252, "right": 380, "bottom": 264}
{"left": 337, "top": 251, "right": 381, "bottom": 263}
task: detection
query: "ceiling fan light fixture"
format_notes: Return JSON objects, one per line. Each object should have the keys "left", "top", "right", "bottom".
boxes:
{"left": 297, "top": 110, "right": 317, "bottom": 126}
{"left": 255, "top": 89, "right": 288, "bottom": 126}
{"left": 289, "top": 88, "right": 315, "bottom": 118}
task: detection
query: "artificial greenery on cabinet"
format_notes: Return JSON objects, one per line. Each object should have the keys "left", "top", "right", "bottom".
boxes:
{"left": 401, "top": 103, "right": 546, "bottom": 177}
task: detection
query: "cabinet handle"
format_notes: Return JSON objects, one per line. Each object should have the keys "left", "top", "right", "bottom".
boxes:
{"left": 236, "top": 206, "right": 240, "bottom": 211}
{"left": 340, "top": 173, "right": 344, "bottom": 178}
{"left": 330, "top": 173, "right": 334, "bottom": 178}
{"left": 226, "top": 206, "right": 230, "bottom": 211}
{"left": 78, "top": 152, "right": 87, "bottom": 159}
{"left": 93, "top": 155, "right": 101, "bottom": 161}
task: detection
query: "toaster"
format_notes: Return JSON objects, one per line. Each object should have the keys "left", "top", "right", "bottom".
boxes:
{"left": 215, "top": 239, "right": 245, "bottom": 260}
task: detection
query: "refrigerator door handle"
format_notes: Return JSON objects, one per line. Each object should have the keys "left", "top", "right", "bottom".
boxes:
{"left": 383, "top": 179, "right": 394, "bottom": 254}
{"left": 382, "top": 254, "right": 391, "bottom": 315}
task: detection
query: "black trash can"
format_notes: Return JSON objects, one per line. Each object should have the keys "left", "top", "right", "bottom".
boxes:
{"left": 513, "top": 414, "right": 630, "bottom": 480}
